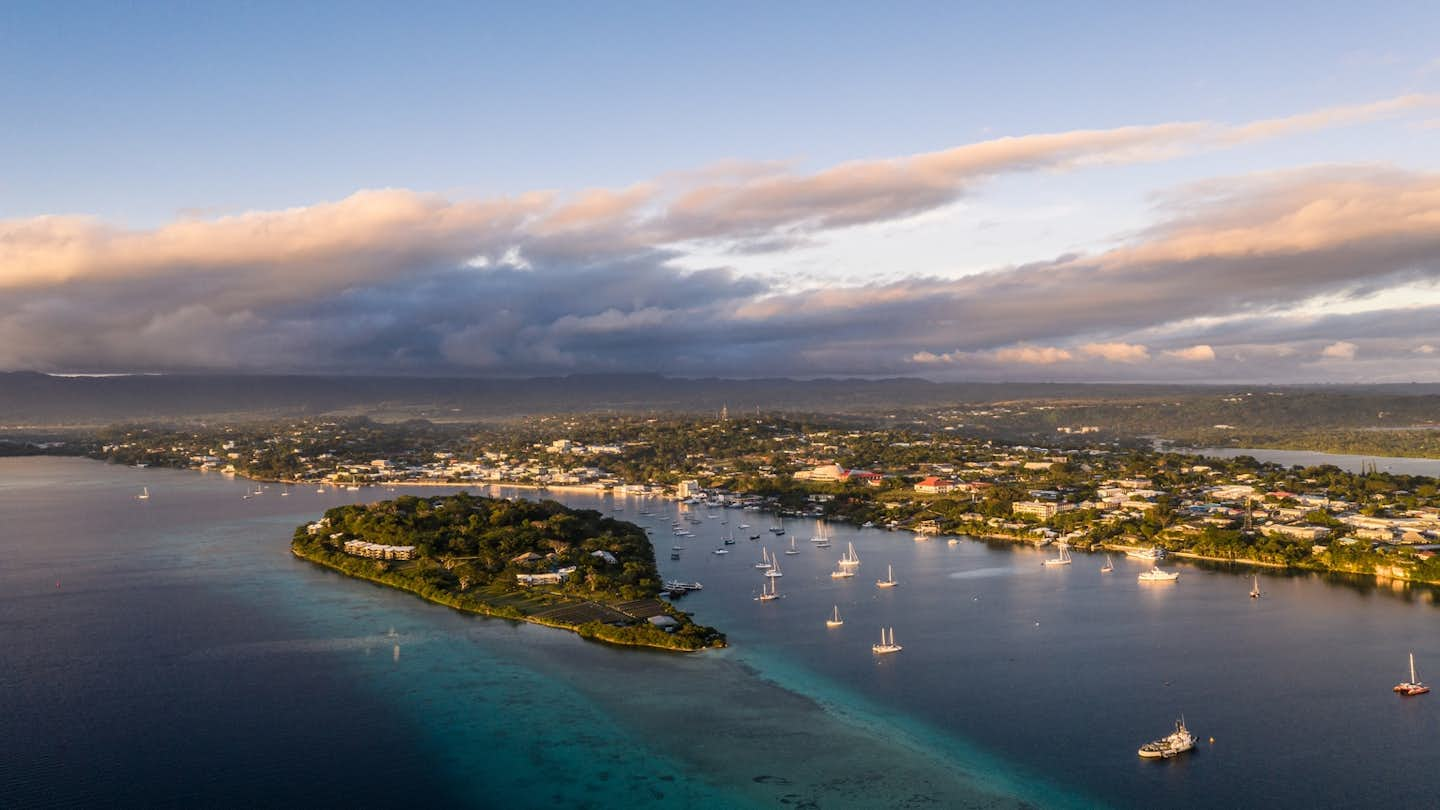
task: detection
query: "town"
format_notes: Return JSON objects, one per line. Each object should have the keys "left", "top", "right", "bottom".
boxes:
{"left": 80, "top": 412, "right": 1440, "bottom": 585}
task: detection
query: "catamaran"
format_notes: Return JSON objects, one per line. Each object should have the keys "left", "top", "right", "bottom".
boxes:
{"left": 838, "top": 542, "right": 860, "bottom": 568}
{"left": 1042, "top": 546, "right": 1072, "bottom": 566}
{"left": 826, "top": 605, "right": 844, "bottom": 627}
{"left": 876, "top": 564, "right": 897, "bottom": 588}
{"left": 1101, "top": 554, "right": 1115, "bottom": 573}
{"left": 1250, "top": 575, "right": 1262, "bottom": 599}
{"left": 872, "top": 627, "right": 902, "bottom": 655}
{"left": 1394, "top": 652, "right": 1430, "bottom": 695}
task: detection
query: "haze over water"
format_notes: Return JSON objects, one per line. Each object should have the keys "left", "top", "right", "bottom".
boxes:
{"left": 6, "top": 457, "right": 1439, "bottom": 808}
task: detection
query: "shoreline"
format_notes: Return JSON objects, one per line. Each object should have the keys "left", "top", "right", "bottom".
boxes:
{"left": 290, "top": 544, "right": 713, "bottom": 653}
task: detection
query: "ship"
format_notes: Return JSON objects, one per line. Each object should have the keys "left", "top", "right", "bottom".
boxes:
{"left": 1137, "top": 717, "right": 1197, "bottom": 759}
{"left": 1137, "top": 567, "right": 1179, "bottom": 582}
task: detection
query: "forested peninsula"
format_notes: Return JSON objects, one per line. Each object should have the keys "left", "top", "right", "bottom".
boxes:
{"left": 291, "top": 492, "right": 725, "bottom": 651}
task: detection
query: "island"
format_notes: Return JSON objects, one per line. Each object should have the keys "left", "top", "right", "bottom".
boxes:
{"left": 291, "top": 492, "right": 725, "bottom": 651}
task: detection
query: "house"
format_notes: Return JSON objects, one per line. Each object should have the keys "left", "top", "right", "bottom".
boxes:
{"left": 914, "top": 476, "right": 955, "bottom": 494}
{"left": 1012, "top": 500, "right": 1060, "bottom": 520}
{"left": 590, "top": 550, "right": 618, "bottom": 564}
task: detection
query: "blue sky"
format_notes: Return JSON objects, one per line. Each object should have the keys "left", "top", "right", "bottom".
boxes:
{"left": 2, "top": 2, "right": 1440, "bottom": 380}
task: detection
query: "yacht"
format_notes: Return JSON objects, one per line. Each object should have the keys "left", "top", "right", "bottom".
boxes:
{"left": 664, "top": 580, "right": 702, "bottom": 593}
{"left": 830, "top": 567, "right": 855, "bottom": 579}
{"left": 1138, "top": 567, "right": 1179, "bottom": 583}
{"left": 1127, "top": 546, "right": 1166, "bottom": 561}
{"left": 135, "top": 487, "right": 150, "bottom": 501}
{"left": 872, "top": 627, "right": 902, "bottom": 655}
{"left": 838, "top": 542, "right": 860, "bottom": 568}
{"left": 1394, "top": 652, "right": 1430, "bottom": 696}
{"left": 1042, "top": 546, "right": 1072, "bottom": 566}
{"left": 1101, "top": 554, "right": 1115, "bottom": 573}
{"left": 1137, "top": 717, "right": 1197, "bottom": 758}
{"left": 826, "top": 605, "right": 844, "bottom": 628}
{"left": 1250, "top": 575, "right": 1262, "bottom": 599}
{"left": 876, "top": 564, "right": 898, "bottom": 588}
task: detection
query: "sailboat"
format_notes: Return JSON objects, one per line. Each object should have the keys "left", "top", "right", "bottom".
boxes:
{"left": 830, "top": 565, "right": 855, "bottom": 579}
{"left": 765, "top": 557, "right": 783, "bottom": 578}
{"left": 1394, "top": 652, "right": 1430, "bottom": 695}
{"left": 1101, "top": 554, "right": 1114, "bottom": 573}
{"left": 756, "top": 577, "right": 781, "bottom": 602}
{"left": 1042, "top": 546, "right": 1072, "bottom": 566}
{"left": 810, "top": 520, "right": 830, "bottom": 544}
{"left": 872, "top": 627, "right": 902, "bottom": 654}
{"left": 876, "top": 564, "right": 897, "bottom": 588}
{"left": 784, "top": 536, "right": 799, "bottom": 555}
{"left": 1250, "top": 575, "right": 1262, "bottom": 599}
{"left": 136, "top": 486, "right": 150, "bottom": 500}
{"left": 754, "top": 548, "right": 773, "bottom": 569}
{"left": 838, "top": 542, "right": 860, "bottom": 568}
{"left": 826, "top": 605, "right": 844, "bottom": 627}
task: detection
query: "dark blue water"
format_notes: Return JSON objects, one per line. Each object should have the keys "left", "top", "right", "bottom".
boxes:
{"left": 5, "top": 459, "right": 1438, "bottom": 808}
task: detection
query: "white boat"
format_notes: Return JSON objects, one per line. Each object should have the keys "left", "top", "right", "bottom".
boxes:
{"left": 830, "top": 567, "right": 855, "bottom": 579}
{"left": 1395, "top": 652, "right": 1430, "bottom": 695}
{"left": 876, "top": 564, "right": 898, "bottom": 588}
{"left": 1138, "top": 717, "right": 1196, "bottom": 758}
{"left": 712, "top": 548, "right": 728, "bottom": 555}
{"left": 1127, "top": 546, "right": 1166, "bottom": 561}
{"left": 1101, "top": 554, "right": 1115, "bottom": 573}
{"left": 946, "top": 537, "right": 959, "bottom": 546}
{"left": 316, "top": 487, "right": 326, "bottom": 493}
{"left": 838, "top": 542, "right": 860, "bottom": 568}
{"left": 135, "top": 487, "right": 150, "bottom": 500}
{"left": 784, "top": 537, "right": 799, "bottom": 555}
{"left": 756, "top": 577, "right": 781, "bottom": 602}
{"left": 765, "top": 558, "right": 783, "bottom": 578}
{"left": 1042, "top": 546, "right": 1072, "bottom": 566}
{"left": 1138, "top": 567, "right": 1179, "bottom": 582}
{"left": 862, "top": 521, "right": 875, "bottom": 528}
{"left": 872, "top": 627, "right": 902, "bottom": 655}
{"left": 826, "top": 605, "right": 844, "bottom": 627}
{"left": 1250, "top": 575, "right": 1262, "bottom": 599}
{"left": 754, "top": 548, "right": 773, "bottom": 569}
{"left": 810, "top": 520, "right": 830, "bottom": 544}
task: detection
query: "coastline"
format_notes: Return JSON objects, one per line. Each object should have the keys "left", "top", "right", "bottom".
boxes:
{"left": 290, "top": 543, "right": 716, "bottom": 653}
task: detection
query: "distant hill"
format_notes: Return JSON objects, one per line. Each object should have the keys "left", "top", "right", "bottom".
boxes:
{"left": 5, "top": 370, "right": 1440, "bottom": 426}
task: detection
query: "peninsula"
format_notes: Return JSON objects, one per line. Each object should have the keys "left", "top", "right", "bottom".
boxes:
{"left": 291, "top": 492, "right": 725, "bottom": 651}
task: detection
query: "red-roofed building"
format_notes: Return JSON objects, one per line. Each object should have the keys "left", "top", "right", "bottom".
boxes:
{"left": 914, "top": 476, "right": 956, "bottom": 494}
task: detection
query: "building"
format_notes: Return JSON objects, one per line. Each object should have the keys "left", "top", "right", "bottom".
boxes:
{"left": 1012, "top": 500, "right": 1060, "bottom": 520}
{"left": 677, "top": 479, "right": 702, "bottom": 499}
{"left": 914, "top": 476, "right": 955, "bottom": 494}
{"left": 342, "top": 540, "right": 417, "bottom": 560}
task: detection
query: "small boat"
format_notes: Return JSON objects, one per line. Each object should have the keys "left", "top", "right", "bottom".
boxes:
{"left": 1138, "top": 717, "right": 1196, "bottom": 758}
{"left": 765, "top": 559, "right": 783, "bottom": 578}
{"left": 1101, "top": 554, "right": 1115, "bottom": 573}
{"left": 872, "top": 627, "right": 902, "bottom": 655}
{"left": 770, "top": 526, "right": 786, "bottom": 535}
{"left": 1127, "top": 546, "right": 1166, "bottom": 561}
{"left": 862, "top": 521, "right": 875, "bottom": 528}
{"left": 839, "top": 542, "right": 860, "bottom": 568}
{"left": 316, "top": 487, "right": 326, "bottom": 493}
{"left": 1250, "top": 575, "right": 1262, "bottom": 599}
{"left": 946, "top": 537, "right": 959, "bottom": 546}
{"left": 754, "top": 548, "right": 773, "bottom": 569}
{"left": 749, "top": 534, "right": 761, "bottom": 541}
{"left": 1042, "top": 546, "right": 1072, "bottom": 567}
{"left": 712, "top": 548, "right": 728, "bottom": 555}
{"left": 1138, "top": 567, "right": 1179, "bottom": 583}
{"left": 876, "top": 564, "right": 898, "bottom": 588}
{"left": 1395, "top": 652, "right": 1430, "bottom": 696}
{"left": 738, "top": 523, "right": 751, "bottom": 529}
{"left": 826, "top": 605, "right": 844, "bottom": 628}
{"left": 135, "top": 487, "right": 150, "bottom": 501}
{"left": 830, "top": 567, "right": 855, "bottom": 579}
{"left": 664, "top": 580, "right": 702, "bottom": 593}
{"left": 784, "top": 537, "right": 799, "bottom": 555}
{"left": 670, "top": 551, "right": 680, "bottom": 560}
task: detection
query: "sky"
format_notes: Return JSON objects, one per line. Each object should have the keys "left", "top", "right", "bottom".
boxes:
{"left": 3, "top": 1, "right": 1440, "bottom": 381}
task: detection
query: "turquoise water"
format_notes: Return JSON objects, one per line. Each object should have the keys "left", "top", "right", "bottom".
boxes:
{"left": 9, "top": 458, "right": 1440, "bottom": 808}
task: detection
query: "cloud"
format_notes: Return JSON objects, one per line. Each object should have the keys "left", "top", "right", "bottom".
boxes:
{"left": 994, "top": 345, "right": 1075, "bottom": 365}
{"left": 1163, "top": 345, "right": 1217, "bottom": 361}
{"left": 1321, "top": 341, "right": 1359, "bottom": 360}
{"left": 1080, "top": 342, "right": 1150, "bottom": 363}
{"left": 1417, "top": 344, "right": 1437, "bottom": 354}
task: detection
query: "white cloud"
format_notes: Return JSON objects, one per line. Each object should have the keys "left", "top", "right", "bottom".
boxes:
{"left": 1322, "top": 341, "right": 1358, "bottom": 360}
{"left": 1080, "top": 342, "right": 1151, "bottom": 363}
{"left": 1163, "top": 344, "right": 1216, "bottom": 361}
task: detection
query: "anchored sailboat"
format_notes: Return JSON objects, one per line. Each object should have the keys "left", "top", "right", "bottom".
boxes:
{"left": 756, "top": 576, "right": 781, "bottom": 602}
{"left": 876, "top": 564, "right": 897, "bottom": 588}
{"left": 1100, "top": 554, "right": 1114, "bottom": 573}
{"left": 754, "top": 548, "right": 773, "bottom": 569}
{"left": 826, "top": 605, "right": 844, "bottom": 627}
{"left": 1250, "top": 575, "right": 1262, "bottom": 599}
{"left": 135, "top": 486, "right": 150, "bottom": 501}
{"left": 1395, "top": 652, "right": 1430, "bottom": 695}
{"left": 872, "top": 627, "right": 902, "bottom": 654}
{"left": 784, "top": 536, "right": 799, "bottom": 555}
{"left": 839, "top": 542, "right": 860, "bottom": 568}
{"left": 1042, "top": 546, "right": 1072, "bottom": 566}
